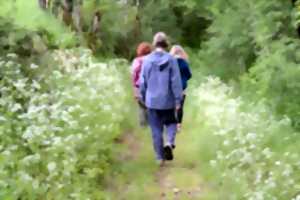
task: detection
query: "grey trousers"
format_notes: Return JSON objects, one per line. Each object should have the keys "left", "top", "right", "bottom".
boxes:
{"left": 138, "top": 103, "right": 148, "bottom": 127}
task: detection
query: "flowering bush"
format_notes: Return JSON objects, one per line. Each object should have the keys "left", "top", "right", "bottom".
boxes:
{"left": 0, "top": 49, "right": 128, "bottom": 199}
{"left": 191, "top": 77, "right": 300, "bottom": 199}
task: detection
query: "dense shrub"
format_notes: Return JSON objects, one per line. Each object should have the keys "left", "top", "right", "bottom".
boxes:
{"left": 240, "top": 38, "right": 300, "bottom": 129}
{"left": 189, "top": 77, "right": 300, "bottom": 199}
{"left": 0, "top": 49, "right": 128, "bottom": 199}
{"left": 183, "top": 0, "right": 300, "bottom": 129}
{"left": 190, "top": 0, "right": 294, "bottom": 79}
{"left": 1, "top": 1, "right": 299, "bottom": 199}
{"left": 0, "top": 0, "right": 76, "bottom": 51}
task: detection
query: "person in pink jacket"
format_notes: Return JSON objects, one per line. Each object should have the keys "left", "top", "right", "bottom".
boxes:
{"left": 131, "top": 42, "right": 152, "bottom": 126}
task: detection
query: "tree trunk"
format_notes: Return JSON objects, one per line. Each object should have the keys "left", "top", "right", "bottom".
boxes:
{"left": 92, "top": 11, "right": 102, "bottom": 33}
{"left": 62, "top": 0, "right": 73, "bottom": 26}
{"left": 292, "top": 0, "right": 300, "bottom": 37}
{"left": 62, "top": 8, "right": 72, "bottom": 26}
{"left": 38, "top": 0, "right": 47, "bottom": 9}
{"left": 72, "top": 3, "right": 82, "bottom": 32}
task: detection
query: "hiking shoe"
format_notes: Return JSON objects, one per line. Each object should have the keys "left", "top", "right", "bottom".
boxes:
{"left": 164, "top": 145, "right": 173, "bottom": 160}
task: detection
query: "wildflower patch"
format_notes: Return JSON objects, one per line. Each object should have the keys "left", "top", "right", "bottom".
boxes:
{"left": 191, "top": 77, "right": 300, "bottom": 199}
{"left": 0, "top": 49, "right": 128, "bottom": 199}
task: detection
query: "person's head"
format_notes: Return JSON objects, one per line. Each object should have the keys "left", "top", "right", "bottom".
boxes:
{"left": 170, "top": 45, "right": 189, "bottom": 61}
{"left": 136, "top": 42, "right": 152, "bottom": 57}
{"left": 153, "top": 32, "right": 169, "bottom": 49}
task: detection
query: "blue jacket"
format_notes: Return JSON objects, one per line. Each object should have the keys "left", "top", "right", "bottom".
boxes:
{"left": 177, "top": 58, "right": 192, "bottom": 90}
{"left": 139, "top": 50, "right": 183, "bottom": 110}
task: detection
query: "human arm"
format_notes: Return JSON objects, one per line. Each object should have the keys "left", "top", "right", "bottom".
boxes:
{"left": 182, "top": 59, "right": 192, "bottom": 80}
{"left": 138, "top": 60, "right": 147, "bottom": 105}
{"left": 131, "top": 58, "right": 142, "bottom": 88}
{"left": 170, "top": 58, "right": 183, "bottom": 108}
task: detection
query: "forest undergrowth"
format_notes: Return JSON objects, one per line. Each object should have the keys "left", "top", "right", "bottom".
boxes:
{"left": 1, "top": 0, "right": 300, "bottom": 199}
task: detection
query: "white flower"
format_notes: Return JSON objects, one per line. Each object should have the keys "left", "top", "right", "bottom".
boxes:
{"left": 262, "top": 148, "right": 272, "bottom": 159}
{"left": 6, "top": 61, "right": 14, "bottom": 67}
{"left": 30, "top": 63, "right": 39, "bottom": 69}
{"left": 47, "top": 162, "right": 57, "bottom": 173}
{"left": 52, "top": 137, "right": 62, "bottom": 145}
{"left": 13, "top": 79, "right": 27, "bottom": 90}
{"left": 246, "top": 132, "right": 257, "bottom": 141}
{"left": 210, "top": 160, "right": 217, "bottom": 167}
{"left": 0, "top": 115, "right": 6, "bottom": 122}
{"left": 20, "top": 172, "right": 33, "bottom": 182}
{"left": 22, "top": 154, "right": 41, "bottom": 165}
{"left": 32, "top": 80, "right": 41, "bottom": 90}
{"left": 11, "top": 103, "right": 22, "bottom": 112}
{"left": 294, "top": 194, "right": 300, "bottom": 200}
{"left": 282, "top": 164, "right": 292, "bottom": 177}
{"left": 223, "top": 140, "right": 230, "bottom": 146}
{"left": 23, "top": 128, "right": 34, "bottom": 140}
{"left": 32, "top": 180, "right": 39, "bottom": 189}
{"left": 7, "top": 53, "right": 17, "bottom": 58}
{"left": 2, "top": 150, "right": 11, "bottom": 156}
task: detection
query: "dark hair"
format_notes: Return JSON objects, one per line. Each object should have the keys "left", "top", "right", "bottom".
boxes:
{"left": 155, "top": 41, "right": 169, "bottom": 49}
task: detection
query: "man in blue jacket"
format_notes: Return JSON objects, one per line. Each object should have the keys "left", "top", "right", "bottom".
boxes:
{"left": 139, "top": 32, "right": 183, "bottom": 166}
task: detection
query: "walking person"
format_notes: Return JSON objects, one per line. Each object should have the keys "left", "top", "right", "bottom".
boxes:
{"left": 131, "top": 42, "right": 152, "bottom": 126}
{"left": 170, "top": 45, "right": 192, "bottom": 132}
{"left": 139, "top": 32, "right": 183, "bottom": 166}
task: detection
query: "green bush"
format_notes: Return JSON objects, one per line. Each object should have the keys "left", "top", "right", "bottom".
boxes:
{"left": 185, "top": 0, "right": 300, "bottom": 130}
{"left": 192, "top": 0, "right": 293, "bottom": 80}
{"left": 0, "top": 0, "right": 76, "bottom": 49}
{"left": 0, "top": 49, "right": 129, "bottom": 199}
{"left": 189, "top": 77, "right": 300, "bottom": 199}
{"left": 241, "top": 38, "right": 300, "bottom": 129}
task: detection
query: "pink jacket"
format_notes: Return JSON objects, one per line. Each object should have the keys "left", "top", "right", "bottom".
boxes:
{"left": 131, "top": 57, "right": 144, "bottom": 97}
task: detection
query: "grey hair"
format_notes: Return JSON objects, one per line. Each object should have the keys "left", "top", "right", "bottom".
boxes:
{"left": 153, "top": 32, "right": 168, "bottom": 47}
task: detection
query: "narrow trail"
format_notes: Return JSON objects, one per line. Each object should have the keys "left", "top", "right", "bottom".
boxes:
{"left": 106, "top": 126, "right": 210, "bottom": 200}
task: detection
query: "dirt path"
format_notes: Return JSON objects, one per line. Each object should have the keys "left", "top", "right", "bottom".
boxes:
{"left": 155, "top": 164, "right": 203, "bottom": 200}
{"left": 106, "top": 127, "right": 209, "bottom": 200}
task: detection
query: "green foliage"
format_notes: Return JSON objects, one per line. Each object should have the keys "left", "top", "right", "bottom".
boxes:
{"left": 294, "top": 0, "right": 300, "bottom": 26}
{"left": 1, "top": 0, "right": 300, "bottom": 199}
{"left": 138, "top": 0, "right": 181, "bottom": 43}
{"left": 77, "top": 0, "right": 139, "bottom": 57}
{"left": 137, "top": 0, "right": 211, "bottom": 49}
{"left": 184, "top": 0, "right": 300, "bottom": 129}
{"left": 194, "top": 0, "right": 293, "bottom": 79}
{"left": 0, "top": 0, "right": 212, "bottom": 58}
{"left": 0, "top": 49, "right": 129, "bottom": 199}
{"left": 189, "top": 77, "right": 300, "bottom": 199}
{"left": 241, "top": 38, "right": 300, "bottom": 129}
{"left": 0, "top": 17, "right": 39, "bottom": 56}
{"left": 32, "top": 0, "right": 211, "bottom": 57}
{"left": 0, "top": 0, "right": 76, "bottom": 49}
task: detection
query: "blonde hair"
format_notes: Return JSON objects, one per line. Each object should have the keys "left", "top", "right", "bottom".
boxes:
{"left": 170, "top": 45, "right": 189, "bottom": 61}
